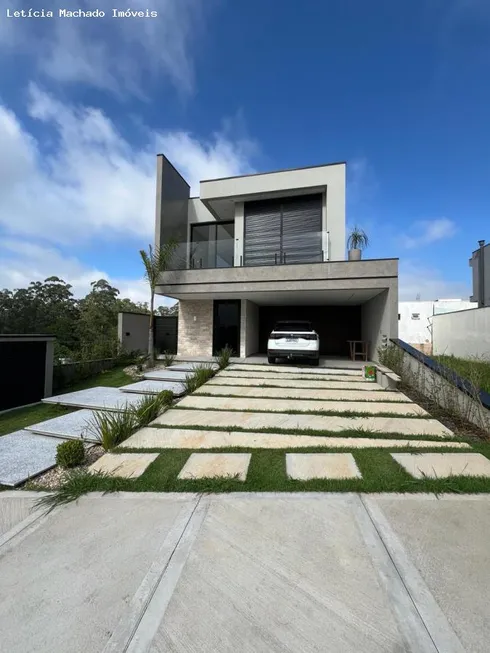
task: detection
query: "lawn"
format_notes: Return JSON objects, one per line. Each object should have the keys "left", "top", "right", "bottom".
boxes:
{"left": 434, "top": 355, "right": 490, "bottom": 394}
{"left": 0, "top": 365, "right": 134, "bottom": 437}
{"left": 36, "top": 442, "right": 490, "bottom": 510}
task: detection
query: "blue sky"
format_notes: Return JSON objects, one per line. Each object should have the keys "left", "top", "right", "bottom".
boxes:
{"left": 0, "top": 0, "right": 489, "bottom": 303}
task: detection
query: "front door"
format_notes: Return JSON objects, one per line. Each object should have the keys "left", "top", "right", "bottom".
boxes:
{"left": 213, "top": 300, "right": 241, "bottom": 356}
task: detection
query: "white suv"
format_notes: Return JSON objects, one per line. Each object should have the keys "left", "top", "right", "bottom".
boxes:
{"left": 267, "top": 320, "right": 320, "bottom": 366}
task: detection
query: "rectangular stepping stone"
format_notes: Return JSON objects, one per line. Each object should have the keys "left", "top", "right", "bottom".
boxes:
{"left": 208, "top": 377, "right": 390, "bottom": 392}
{"left": 43, "top": 387, "right": 148, "bottom": 411}
{"left": 154, "top": 409, "right": 454, "bottom": 437}
{"left": 177, "top": 453, "right": 251, "bottom": 481}
{"left": 89, "top": 453, "right": 159, "bottom": 478}
{"left": 120, "top": 380, "right": 185, "bottom": 396}
{"left": 216, "top": 372, "right": 382, "bottom": 389}
{"left": 392, "top": 453, "right": 490, "bottom": 478}
{"left": 228, "top": 364, "right": 361, "bottom": 377}
{"left": 286, "top": 453, "right": 362, "bottom": 480}
{"left": 179, "top": 395, "right": 426, "bottom": 416}
{"left": 143, "top": 369, "right": 189, "bottom": 382}
{"left": 197, "top": 384, "right": 410, "bottom": 403}
{"left": 121, "top": 427, "right": 471, "bottom": 450}
{"left": 0, "top": 430, "right": 63, "bottom": 486}
{"left": 168, "top": 362, "right": 219, "bottom": 372}
{"left": 226, "top": 371, "right": 364, "bottom": 382}
{"left": 26, "top": 409, "right": 100, "bottom": 442}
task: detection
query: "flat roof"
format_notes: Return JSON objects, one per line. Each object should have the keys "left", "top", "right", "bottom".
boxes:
{"left": 200, "top": 161, "right": 347, "bottom": 184}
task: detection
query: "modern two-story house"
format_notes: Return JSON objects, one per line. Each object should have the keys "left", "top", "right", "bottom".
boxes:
{"left": 155, "top": 154, "right": 398, "bottom": 361}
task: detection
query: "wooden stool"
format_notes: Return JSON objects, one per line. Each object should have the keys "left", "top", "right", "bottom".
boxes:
{"left": 347, "top": 340, "right": 369, "bottom": 361}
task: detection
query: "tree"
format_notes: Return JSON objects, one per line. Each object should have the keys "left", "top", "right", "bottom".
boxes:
{"left": 77, "top": 279, "right": 121, "bottom": 358}
{"left": 139, "top": 242, "right": 177, "bottom": 367}
{"left": 117, "top": 298, "right": 150, "bottom": 314}
{"left": 156, "top": 303, "right": 179, "bottom": 316}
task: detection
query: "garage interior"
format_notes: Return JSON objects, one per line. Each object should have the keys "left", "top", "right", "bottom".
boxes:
{"left": 240, "top": 289, "right": 391, "bottom": 360}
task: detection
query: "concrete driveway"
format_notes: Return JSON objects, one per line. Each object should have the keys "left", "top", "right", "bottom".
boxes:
{"left": 1, "top": 491, "right": 488, "bottom": 652}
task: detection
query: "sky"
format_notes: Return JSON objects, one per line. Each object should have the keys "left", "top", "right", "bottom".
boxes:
{"left": 0, "top": 0, "right": 489, "bottom": 305}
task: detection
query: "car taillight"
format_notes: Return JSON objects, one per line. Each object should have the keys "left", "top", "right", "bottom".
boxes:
{"left": 303, "top": 334, "right": 318, "bottom": 340}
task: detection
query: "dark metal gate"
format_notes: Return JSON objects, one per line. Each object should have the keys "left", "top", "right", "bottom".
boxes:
{"left": 154, "top": 316, "right": 178, "bottom": 354}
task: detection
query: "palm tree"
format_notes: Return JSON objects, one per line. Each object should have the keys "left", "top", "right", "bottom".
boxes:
{"left": 139, "top": 241, "right": 177, "bottom": 367}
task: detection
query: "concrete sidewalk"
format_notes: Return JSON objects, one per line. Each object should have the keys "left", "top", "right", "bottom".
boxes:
{"left": 1, "top": 491, "right": 488, "bottom": 652}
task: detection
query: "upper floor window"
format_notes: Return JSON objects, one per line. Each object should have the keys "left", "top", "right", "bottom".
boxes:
{"left": 190, "top": 221, "right": 234, "bottom": 269}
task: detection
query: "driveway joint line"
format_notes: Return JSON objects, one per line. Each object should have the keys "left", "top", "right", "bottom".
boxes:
{"left": 359, "top": 494, "right": 465, "bottom": 653}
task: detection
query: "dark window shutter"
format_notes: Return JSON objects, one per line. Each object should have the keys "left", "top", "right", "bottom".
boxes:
{"left": 281, "top": 195, "right": 322, "bottom": 264}
{"left": 244, "top": 199, "right": 282, "bottom": 266}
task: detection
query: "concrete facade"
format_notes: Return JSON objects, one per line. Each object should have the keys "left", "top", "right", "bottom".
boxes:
{"left": 154, "top": 155, "right": 398, "bottom": 361}
{"left": 432, "top": 305, "right": 490, "bottom": 359}
{"left": 398, "top": 299, "right": 477, "bottom": 355}
{"left": 469, "top": 240, "right": 490, "bottom": 307}
{"left": 118, "top": 312, "right": 150, "bottom": 353}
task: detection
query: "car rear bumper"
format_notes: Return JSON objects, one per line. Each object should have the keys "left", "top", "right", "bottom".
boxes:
{"left": 268, "top": 349, "right": 319, "bottom": 360}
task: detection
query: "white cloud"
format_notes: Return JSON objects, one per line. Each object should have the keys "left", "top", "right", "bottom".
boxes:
{"left": 0, "top": 0, "right": 207, "bottom": 96}
{"left": 399, "top": 260, "right": 471, "bottom": 301}
{"left": 347, "top": 157, "right": 378, "bottom": 206}
{"left": 0, "top": 86, "right": 257, "bottom": 246}
{"left": 401, "top": 218, "right": 457, "bottom": 248}
{"left": 0, "top": 239, "right": 174, "bottom": 306}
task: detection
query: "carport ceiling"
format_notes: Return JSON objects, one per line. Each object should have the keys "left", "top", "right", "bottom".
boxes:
{"left": 190, "top": 289, "right": 384, "bottom": 305}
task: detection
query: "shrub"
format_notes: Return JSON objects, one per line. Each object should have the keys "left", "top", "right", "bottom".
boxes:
{"left": 184, "top": 365, "right": 216, "bottom": 394}
{"left": 56, "top": 440, "right": 85, "bottom": 469}
{"left": 135, "top": 353, "right": 149, "bottom": 372}
{"left": 214, "top": 345, "right": 233, "bottom": 370}
{"left": 132, "top": 390, "right": 173, "bottom": 426}
{"left": 88, "top": 408, "right": 138, "bottom": 450}
{"left": 163, "top": 351, "right": 176, "bottom": 367}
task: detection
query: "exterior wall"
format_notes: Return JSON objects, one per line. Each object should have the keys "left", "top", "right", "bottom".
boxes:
{"left": 0, "top": 335, "right": 55, "bottom": 411}
{"left": 361, "top": 286, "right": 398, "bottom": 361}
{"left": 187, "top": 198, "right": 216, "bottom": 224}
{"left": 432, "top": 306, "right": 490, "bottom": 359}
{"left": 390, "top": 341, "right": 490, "bottom": 432}
{"left": 240, "top": 299, "right": 259, "bottom": 357}
{"left": 158, "top": 258, "right": 398, "bottom": 299}
{"left": 399, "top": 300, "right": 478, "bottom": 355}
{"left": 469, "top": 243, "right": 490, "bottom": 307}
{"left": 200, "top": 162, "right": 345, "bottom": 202}
{"left": 155, "top": 154, "right": 190, "bottom": 250}
{"left": 178, "top": 300, "right": 213, "bottom": 357}
{"left": 200, "top": 163, "right": 346, "bottom": 262}
{"left": 118, "top": 312, "right": 150, "bottom": 353}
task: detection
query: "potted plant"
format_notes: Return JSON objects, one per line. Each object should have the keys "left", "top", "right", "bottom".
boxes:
{"left": 347, "top": 226, "right": 369, "bottom": 261}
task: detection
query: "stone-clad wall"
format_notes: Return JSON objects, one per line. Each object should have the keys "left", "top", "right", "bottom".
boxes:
{"left": 178, "top": 300, "right": 213, "bottom": 356}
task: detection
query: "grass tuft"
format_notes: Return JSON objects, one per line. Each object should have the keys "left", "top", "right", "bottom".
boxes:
{"left": 184, "top": 365, "right": 216, "bottom": 394}
{"left": 214, "top": 345, "right": 234, "bottom": 370}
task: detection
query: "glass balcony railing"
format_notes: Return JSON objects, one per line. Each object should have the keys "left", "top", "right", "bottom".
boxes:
{"left": 166, "top": 231, "right": 330, "bottom": 271}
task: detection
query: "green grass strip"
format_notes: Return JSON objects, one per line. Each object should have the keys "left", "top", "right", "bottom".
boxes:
{"left": 151, "top": 422, "right": 458, "bottom": 442}
{"left": 36, "top": 445, "right": 490, "bottom": 504}
{"left": 172, "top": 404, "right": 432, "bottom": 419}
{"left": 196, "top": 391, "right": 412, "bottom": 404}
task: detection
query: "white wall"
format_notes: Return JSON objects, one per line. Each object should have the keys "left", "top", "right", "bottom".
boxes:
{"left": 398, "top": 300, "right": 477, "bottom": 351}
{"left": 433, "top": 306, "right": 490, "bottom": 359}
{"left": 187, "top": 198, "right": 216, "bottom": 224}
{"left": 240, "top": 299, "right": 259, "bottom": 357}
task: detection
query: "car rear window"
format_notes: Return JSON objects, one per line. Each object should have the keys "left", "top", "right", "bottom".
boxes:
{"left": 273, "top": 321, "right": 312, "bottom": 332}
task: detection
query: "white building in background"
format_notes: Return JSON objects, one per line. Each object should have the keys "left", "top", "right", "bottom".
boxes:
{"left": 398, "top": 299, "right": 477, "bottom": 354}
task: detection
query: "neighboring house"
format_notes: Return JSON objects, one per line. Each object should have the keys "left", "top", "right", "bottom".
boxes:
{"left": 469, "top": 240, "right": 490, "bottom": 308}
{"left": 398, "top": 299, "right": 477, "bottom": 355}
{"left": 154, "top": 155, "right": 399, "bottom": 360}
